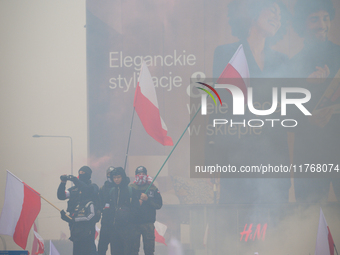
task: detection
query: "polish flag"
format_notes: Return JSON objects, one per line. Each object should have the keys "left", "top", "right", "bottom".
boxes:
{"left": 315, "top": 208, "right": 335, "bottom": 255}
{"left": 32, "top": 222, "right": 44, "bottom": 255}
{"left": 0, "top": 170, "right": 41, "bottom": 249}
{"left": 33, "top": 230, "right": 44, "bottom": 254}
{"left": 133, "top": 62, "right": 173, "bottom": 146}
{"left": 154, "top": 221, "right": 167, "bottom": 246}
{"left": 95, "top": 225, "right": 100, "bottom": 240}
{"left": 217, "top": 44, "right": 250, "bottom": 99}
{"left": 49, "top": 240, "right": 60, "bottom": 255}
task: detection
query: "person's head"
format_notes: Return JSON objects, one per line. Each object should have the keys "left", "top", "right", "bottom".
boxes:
{"left": 78, "top": 166, "right": 92, "bottom": 183}
{"left": 110, "top": 167, "right": 127, "bottom": 186}
{"left": 135, "top": 166, "right": 147, "bottom": 176}
{"left": 293, "top": 0, "right": 335, "bottom": 42}
{"left": 228, "top": 0, "right": 289, "bottom": 44}
{"left": 106, "top": 166, "right": 115, "bottom": 182}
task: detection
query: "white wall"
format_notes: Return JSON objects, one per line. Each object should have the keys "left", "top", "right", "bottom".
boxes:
{"left": 0, "top": 0, "right": 87, "bottom": 250}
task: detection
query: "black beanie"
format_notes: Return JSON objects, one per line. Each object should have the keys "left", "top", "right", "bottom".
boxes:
{"left": 135, "top": 166, "right": 147, "bottom": 175}
{"left": 110, "top": 167, "right": 125, "bottom": 178}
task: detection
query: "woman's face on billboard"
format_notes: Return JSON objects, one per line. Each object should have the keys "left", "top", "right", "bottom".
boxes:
{"left": 254, "top": 3, "right": 282, "bottom": 37}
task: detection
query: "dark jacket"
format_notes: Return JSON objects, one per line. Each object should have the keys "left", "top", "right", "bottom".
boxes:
{"left": 70, "top": 199, "right": 96, "bottom": 242}
{"left": 109, "top": 169, "right": 132, "bottom": 226}
{"left": 99, "top": 180, "right": 114, "bottom": 224}
{"left": 58, "top": 178, "right": 100, "bottom": 222}
{"left": 129, "top": 183, "right": 162, "bottom": 224}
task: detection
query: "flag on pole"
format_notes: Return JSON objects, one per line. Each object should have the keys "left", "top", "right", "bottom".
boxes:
{"left": 217, "top": 44, "right": 250, "bottom": 99}
{"left": 33, "top": 230, "right": 44, "bottom": 254}
{"left": 154, "top": 221, "right": 167, "bottom": 246}
{"left": 95, "top": 225, "right": 100, "bottom": 240}
{"left": 134, "top": 61, "right": 173, "bottom": 146}
{"left": 315, "top": 208, "right": 335, "bottom": 255}
{"left": 0, "top": 170, "right": 41, "bottom": 249}
{"left": 49, "top": 240, "right": 60, "bottom": 255}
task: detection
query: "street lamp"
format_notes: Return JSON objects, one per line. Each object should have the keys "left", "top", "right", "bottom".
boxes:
{"left": 32, "top": 134, "right": 73, "bottom": 176}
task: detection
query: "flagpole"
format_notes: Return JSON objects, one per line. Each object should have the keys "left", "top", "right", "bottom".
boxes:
{"left": 124, "top": 108, "right": 136, "bottom": 172}
{"left": 40, "top": 195, "right": 72, "bottom": 220}
{"left": 335, "top": 244, "right": 339, "bottom": 255}
{"left": 145, "top": 106, "right": 201, "bottom": 193}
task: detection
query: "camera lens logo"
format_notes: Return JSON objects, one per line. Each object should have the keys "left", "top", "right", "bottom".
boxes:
{"left": 196, "top": 82, "right": 222, "bottom": 115}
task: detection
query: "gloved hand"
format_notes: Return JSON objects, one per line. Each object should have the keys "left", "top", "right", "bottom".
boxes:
{"left": 60, "top": 210, "right": 73, "bottom": 223}
{"left": 68, "top": 175, "right": 78, "bottom": 183}
{"left": 60, "top": 175, "right": 68, "bottom": 182}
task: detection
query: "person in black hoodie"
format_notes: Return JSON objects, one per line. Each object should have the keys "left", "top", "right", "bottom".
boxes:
{"left": 109, "top": 167, "right": 132, "bottom": 255}
{"left": 129, "top": 166, "right": 162, "bottom": 255}
{"left": 98, "top": 166, "right": 115, "bottom": 255}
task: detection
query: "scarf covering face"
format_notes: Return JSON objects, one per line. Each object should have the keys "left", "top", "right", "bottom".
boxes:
{"left": 134, "top": 174, "right": 153, "bottom": 185}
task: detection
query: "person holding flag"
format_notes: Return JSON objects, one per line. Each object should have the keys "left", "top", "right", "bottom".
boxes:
{"left": 129, "top": 166, "right": 163, "bottom": 255}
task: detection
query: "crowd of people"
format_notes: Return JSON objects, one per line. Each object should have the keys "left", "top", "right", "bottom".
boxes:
{"left": 58, "top": 165, "right": 162, "bottom": 255}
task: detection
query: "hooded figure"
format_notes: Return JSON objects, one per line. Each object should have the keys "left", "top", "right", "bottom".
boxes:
{"left": 98, "top": 166, "right": 115, "bottom": 255}
{"left": 107, "top": 167, "right": 132, "bottom": 255}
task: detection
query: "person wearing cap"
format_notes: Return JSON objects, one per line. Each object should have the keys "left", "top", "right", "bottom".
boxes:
{"left": 98, "top": 166, "right": 115, "bottom": 255}
{"left": 57, "top": 166, "right": 100, "bottom": 255}
{"left": 108, "top": 167, "right": 132, "bottom": 255}
{"left": 129, "top": 166, "right": 163, "bottom": 255}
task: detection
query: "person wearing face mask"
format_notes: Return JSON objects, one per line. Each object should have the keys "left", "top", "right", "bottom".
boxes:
{"left": 58, "top": 166, "right": 100, "bottom": 254}
{"left": 98, "top": 166, "right": 115, "bottom": 255}
{"left": 60, "top": 182, "right": 97, "bottom": 255}
{"left": 129, "top": 166, "right": 162, "bottom": 255}
{"left": 107, "top": 167, "right": 132, "bottom": 255}
{"left": 58, "top": 166, "right": 94, "bottom": 218}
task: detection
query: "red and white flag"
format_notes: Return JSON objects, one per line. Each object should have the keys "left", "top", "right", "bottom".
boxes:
{"left": 33, "top": 230, "right": 44, "bottom": 254}
{"left": 217, "top": 44, "right": 250, "bottom": 98}
{"left": 0, "top": 170, "right": 41, "bottom": 249}
{"left": 134, "top": 62, "right": 173, "bottom": 146}
{"left": 32, "top": 222, "right": 44, "bottom": 255}
{"left": 95, "top": 225, "right": 100, "bottom": 240}
{"left": 154, "top": 221, "right": 167, "bottom": 246}
{"left": 315, "top": 208, "right": 335, "bottom": 255}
